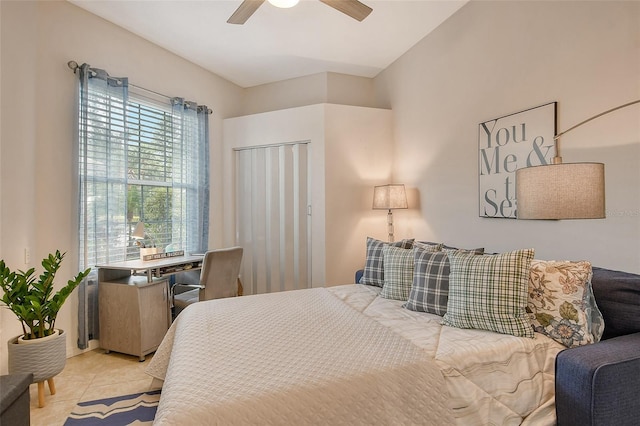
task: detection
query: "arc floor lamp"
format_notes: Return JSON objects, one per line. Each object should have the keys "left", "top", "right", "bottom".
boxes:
{"left": 516, "top": 99, "right": 640, "bottom": 220}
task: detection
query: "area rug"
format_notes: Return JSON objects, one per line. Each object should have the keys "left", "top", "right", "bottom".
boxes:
{"left": 64, "top": 390, "right": 161, "bottom": 425}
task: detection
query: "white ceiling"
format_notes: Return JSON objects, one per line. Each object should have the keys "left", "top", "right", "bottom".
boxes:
{"left": 70, "top": 0, "right": 468, "bottom": 88}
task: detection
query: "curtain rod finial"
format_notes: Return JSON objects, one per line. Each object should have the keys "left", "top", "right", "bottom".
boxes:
{"left": 68, "top": 61, "right": 79, "bottom": 71}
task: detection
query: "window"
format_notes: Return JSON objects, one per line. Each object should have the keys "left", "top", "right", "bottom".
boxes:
{"left": 125, "top": 98, "right": 174, "bottom": 259}
{"left": 75, "top": 65, "right": 209, "bottom": 269}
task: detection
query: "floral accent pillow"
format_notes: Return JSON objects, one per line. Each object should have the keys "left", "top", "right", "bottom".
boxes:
{"left": 527, "top": 260, "right": 604, "bottom": 348}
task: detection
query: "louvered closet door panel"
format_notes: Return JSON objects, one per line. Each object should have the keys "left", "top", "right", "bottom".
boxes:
{"left": 235, "top": 142, "right": 311, "bottom": 295}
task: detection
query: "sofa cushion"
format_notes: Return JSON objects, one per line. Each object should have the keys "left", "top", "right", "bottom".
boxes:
{"left": 591, "top": 267, "right": 640, "bottom": 340}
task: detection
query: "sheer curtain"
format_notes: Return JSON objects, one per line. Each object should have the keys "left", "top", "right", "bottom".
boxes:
{"left": 171, "top": 98, "right": 210, "bottom": 254}
{"left": 72, "top": 63, "right": 210, "bottom": 348}
{"left": 76, "top": 64, "right": 129, "bottom": 270}
{"left": 75, "top": 64, "right": 128, "bottom": 348}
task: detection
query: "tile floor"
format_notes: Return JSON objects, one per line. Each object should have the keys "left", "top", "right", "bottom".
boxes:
{"left": 29, "top": 349, "right": 160, "bottom": 426}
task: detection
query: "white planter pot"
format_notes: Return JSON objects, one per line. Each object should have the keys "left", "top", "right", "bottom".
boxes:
{"left": 18, "top": 329, "right": 60, "bottom": 345}
{"left": 7, "top": 329, "right": 66, "bottom": 383}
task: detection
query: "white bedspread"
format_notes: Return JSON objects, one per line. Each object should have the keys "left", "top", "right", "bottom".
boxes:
{"left": 329, "top": 284, "right": 564, "bottom": 425}
{"left": 147, "top": 284, "right": 563, "bottom": 425}
{"left": 147, "top": 286, "right": 455, "bottom": 425}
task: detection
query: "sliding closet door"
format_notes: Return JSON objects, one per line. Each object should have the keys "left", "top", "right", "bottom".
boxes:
{"left": 235, "top": 142, "right": 311, "bottom": 295}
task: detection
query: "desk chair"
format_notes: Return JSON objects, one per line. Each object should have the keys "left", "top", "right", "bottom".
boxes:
{"left": 172, "top": 247, "right": 243, "bottom": 317}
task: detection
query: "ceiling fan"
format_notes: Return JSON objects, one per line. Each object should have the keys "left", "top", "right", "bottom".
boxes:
{"left": 227, "top": 0, "right": 373, "bottom": 25}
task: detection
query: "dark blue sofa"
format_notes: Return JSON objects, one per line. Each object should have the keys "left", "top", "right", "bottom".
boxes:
{"left": 555, "top": 267, "right": 640, "bottom": 425}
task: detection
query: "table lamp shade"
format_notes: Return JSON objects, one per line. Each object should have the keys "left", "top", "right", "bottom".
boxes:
{"left": 516, "top": 163, "right": 605, "bottom": 219}
{"left": 132, "top": 222, "right": 146, "bottom": 240}
{"left": 372, "top": 184, "right": 408, "bottom": 210}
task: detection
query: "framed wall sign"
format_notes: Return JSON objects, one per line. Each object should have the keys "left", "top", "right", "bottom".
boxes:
{"left": 478, "top": 102, "right": 557, "bottom": 219}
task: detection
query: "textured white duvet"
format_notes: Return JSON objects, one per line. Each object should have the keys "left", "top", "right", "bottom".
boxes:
{"left": 147, "top": 284, "right": 563, "bottom": 425}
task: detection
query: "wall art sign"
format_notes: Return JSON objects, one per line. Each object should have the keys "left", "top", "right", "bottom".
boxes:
{"left": 478, "top": 102, "right": 557, "bottom": 218}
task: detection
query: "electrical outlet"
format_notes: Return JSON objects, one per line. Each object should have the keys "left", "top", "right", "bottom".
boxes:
{"left": 24, "top": 247, "right": 30, "bottom": 264}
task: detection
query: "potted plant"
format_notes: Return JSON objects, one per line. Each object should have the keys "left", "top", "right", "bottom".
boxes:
{"left": 0, "top": 250, "right": 90, "bottom": 407}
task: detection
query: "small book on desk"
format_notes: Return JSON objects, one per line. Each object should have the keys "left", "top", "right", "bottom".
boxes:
{"left": 142, "top": 250, "right": 185, "bottom": 261}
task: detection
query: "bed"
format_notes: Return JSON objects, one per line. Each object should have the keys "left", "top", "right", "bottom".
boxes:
{"left": 146, "top": 283, "right": 564, "bottom": 425}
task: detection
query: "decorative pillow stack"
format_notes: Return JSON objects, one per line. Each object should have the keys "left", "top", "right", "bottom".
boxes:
{"left": 527, "top": 259, "right": 604, "bottom": 347}
{"left": 358, "top": 237, "right": 604, "bottom": 346}
{"left": 442, "top": 249, "right": 535, "bottom": 338}
{"left": 359, "top": 237, "right": 414, "bottom": 287}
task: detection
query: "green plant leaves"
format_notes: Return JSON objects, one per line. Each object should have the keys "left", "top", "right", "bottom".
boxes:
{"left": 0, "top": 251, "right": 91, "bottom": 339}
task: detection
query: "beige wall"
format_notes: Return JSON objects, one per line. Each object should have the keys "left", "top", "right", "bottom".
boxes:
{"left": 223, "top": 104, "right": 393, "bottom": 286}
{"left": 240, "top": 72, "right": 377, "bottom": 116}
{"left": 0, "top": 0, "right": 244, "bottom": 373}
{"left": 323, "top": 104, "right": 394, "bottom": 284}
{"left": 374, "top": 0, "right": 640, "bottom": 272}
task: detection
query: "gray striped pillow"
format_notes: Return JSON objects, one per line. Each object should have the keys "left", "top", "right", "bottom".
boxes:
{"left": 404, "top": 246, "right": 484, "bottom": 316}
{"left": 403, "top": 250, "right": 451, "bottom": 316}
{"left": 442, "top": 249, "right": 535, "bottom": 338}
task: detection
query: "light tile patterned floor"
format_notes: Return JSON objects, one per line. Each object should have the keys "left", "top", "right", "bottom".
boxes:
{"left": 29, "top": 349, "right": 159, "bottom": 426}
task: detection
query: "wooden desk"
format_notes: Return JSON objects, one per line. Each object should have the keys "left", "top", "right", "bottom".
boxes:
{"left": 96, "top": 255, "right": 203, "bottom": 360}
{"left": 97, "top": 255, "right": 204, "bottom": 283}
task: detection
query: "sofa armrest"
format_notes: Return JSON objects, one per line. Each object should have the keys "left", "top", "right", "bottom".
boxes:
{"left": 1, "top": 373, "right": 32, "bottom": 426}
{"left": 555, "top": 332, "right": 640, "bottom": 426}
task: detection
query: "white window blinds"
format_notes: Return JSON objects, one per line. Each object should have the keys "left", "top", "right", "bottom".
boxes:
{"left": 75, "top": 64, "right": 210, "bottom": 270}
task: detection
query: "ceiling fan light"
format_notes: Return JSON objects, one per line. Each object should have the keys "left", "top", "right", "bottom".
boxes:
{"left": 268, "top": 0, "right": 299, "bottom": 8}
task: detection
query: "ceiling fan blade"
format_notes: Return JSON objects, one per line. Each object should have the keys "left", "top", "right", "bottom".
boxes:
{"left": 227, "top": 0, "right": 265, "bottom": 25}
{"left": 319, "top": 0, "right": 373, "bottom": 22}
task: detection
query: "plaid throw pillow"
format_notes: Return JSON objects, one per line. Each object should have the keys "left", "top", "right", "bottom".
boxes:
{"left": 359, "top": 237, "right": 414, "bottom": 287}
{"left": 403, "top": 250, "right": 451, "bottom": 316}
{"left": 404, "top": 246, "right": 483, "bottom": 316}
{"left": 415, "top": 241, "right": 443, "bottom": 251}
{"left": 380, "top": 246, "right": 416, "bottom": 301}
{"left": 442, "top": 247, "right": 485, "bottom": 255}
{"left": 442, "top": 249, "right": 535, "bottom": 338}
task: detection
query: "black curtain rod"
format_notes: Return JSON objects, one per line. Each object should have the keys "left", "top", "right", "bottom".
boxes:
{"left": 67, "top": 60, "right": 213, "bottom": 115}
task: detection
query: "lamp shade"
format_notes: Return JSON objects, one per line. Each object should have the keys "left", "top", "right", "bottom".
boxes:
{"left": 372, "top": 184, "right": 408, "bottom": 210}
{"left": 132, "top": 221, "right": 145, "bottom": 239}
{"left": 516, "top": 163, "right": 605, "bottom": 219}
